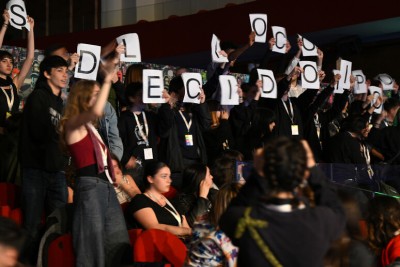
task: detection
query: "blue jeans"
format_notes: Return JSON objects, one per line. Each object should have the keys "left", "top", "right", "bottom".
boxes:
{"left": 22, "top": 168, "right": 68, "bottom": 240}
{"left": 22, "top": 168, "right": 68, "bottom": 263}
{"left": 73, "top": 177, "right": 130, "bottom": 267}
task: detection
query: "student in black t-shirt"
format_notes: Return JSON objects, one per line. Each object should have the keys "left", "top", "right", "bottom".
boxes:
{"left": 126, "top": 161, "right": 192, "bottom": 237}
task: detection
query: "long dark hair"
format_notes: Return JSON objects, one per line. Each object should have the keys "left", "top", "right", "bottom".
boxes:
{"left": 181, "top": 163, "right": 208, "bottom": 196}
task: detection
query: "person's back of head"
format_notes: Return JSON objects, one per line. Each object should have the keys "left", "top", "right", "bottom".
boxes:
{"left": 181, "top": 163, "right": 207, "bottom": 195}
{"left": 263, "top": 136, "right": 307, "bottom": 192}
{"left": 367, "top": 196, "right": 400, "bottom": 254}
{"left": 211, "top": 157, "right": 236, "bottom": 188}
{"left": 220, "top": 41, "right": 237, "bottom": 55}
{"left": 44, "top": 44, "right": 68, "bottom": 59}
{"left": 384, "top": 98, "right": 400, "bottom": 113}
{"left": 221, "top": 150, "right": 244, "bottom": 162}
{"left": 348, "top": 100, "right": 365, "bottom": 116}
{"left": 210, "top": 182, "right": 242, "bottom": 227}
{"left": 340, "top": 115, "right": 368, "bottom": 135}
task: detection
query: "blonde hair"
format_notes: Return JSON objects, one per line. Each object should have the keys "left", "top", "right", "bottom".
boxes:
{"left": 58, "top": 80, "right": 100, "bottom": 150}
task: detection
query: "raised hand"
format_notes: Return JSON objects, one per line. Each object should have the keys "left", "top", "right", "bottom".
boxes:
{"left": 198, "top": 88, "right": 206, "bottom": 104}
{"left": 318, "top": 70, "right": 326, "bottom": 82}
{"left": 3, "top": 9, "right": 10, "bottom": 24}
{"left": 249, "top": 31, "right": 256, "bottom": 46}
{"left": 27, "top": 16, "right": 34, "bottom": 30}
{"left": 68, "top": 53, "right": 80, "bottom": 71}
{"left": 268, "top": 37, "right": 276, "bottom": 50}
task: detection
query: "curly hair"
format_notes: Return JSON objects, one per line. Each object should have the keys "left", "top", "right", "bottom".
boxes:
{"left": 263, "top": 137, "right": 307, "bottom": 192}
{"left": 58, "top": 80, "right": 100, "bottom": 150}
{"left": 366, "top": 196, "right": 400, "bottom": 255}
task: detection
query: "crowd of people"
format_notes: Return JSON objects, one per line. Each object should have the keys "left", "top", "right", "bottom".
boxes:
{"left": 1, "top": 7, "right": 400, "bottom": 267}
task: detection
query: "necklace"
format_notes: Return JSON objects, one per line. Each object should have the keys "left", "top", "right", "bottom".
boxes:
{"left": 146, "top": 191, "right": 165, "bottom": 206}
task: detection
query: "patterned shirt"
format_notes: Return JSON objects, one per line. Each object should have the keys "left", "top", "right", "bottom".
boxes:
{"left": 185, "top": 221, "right": 238, "bottom": 267}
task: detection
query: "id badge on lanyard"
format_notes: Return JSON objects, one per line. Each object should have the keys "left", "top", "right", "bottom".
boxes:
{"left": 179, "top": 110, "right": 193, "bottom": 147}
{"left": 291, "top": 125, "right": 299, "bottom": 136}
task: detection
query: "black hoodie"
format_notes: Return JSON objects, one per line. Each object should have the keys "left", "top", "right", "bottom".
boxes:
{"left": 19, "top": 81, "right": 66, "bottom": 171}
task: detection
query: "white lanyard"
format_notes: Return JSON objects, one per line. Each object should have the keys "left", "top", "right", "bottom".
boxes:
{"left": 178, "top": 110, "right": 192, "bottom": 132}
{"left": 133, "top": 112, "right": 149, "bottom": 146}
{"left": 281, "top": 99, "right": 294, "bottom": 124}
{"left": 164, "top": 198, "right": 182, "bottom": 227}
{"left": 361, "top": 142, "right": 374, "bottom": 179}
{"left": 1, "top": 86, "right": 14, "bottom": 112}
{"left": 87, "top": 123, "right": 113, "bottom": 184}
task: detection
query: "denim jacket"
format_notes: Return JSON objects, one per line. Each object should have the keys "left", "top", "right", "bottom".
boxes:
{"left": 98, "top": 102, "right": 123, "bottom": 161}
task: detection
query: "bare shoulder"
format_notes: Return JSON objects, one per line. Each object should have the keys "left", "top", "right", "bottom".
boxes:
{"left": 65, "top": 125, "right": 88, "bottom": 145}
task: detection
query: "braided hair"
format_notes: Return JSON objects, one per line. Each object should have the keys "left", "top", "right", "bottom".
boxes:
{"left": 263, "top": 137, "right": 307, "bottom": 192}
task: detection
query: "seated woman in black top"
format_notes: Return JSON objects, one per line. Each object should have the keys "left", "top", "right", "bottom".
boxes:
{"left": 126, "top": 161, "right": 192, "bottom": 236}
{"left": 173, "top": 163, "right": 216, "bottom": 227}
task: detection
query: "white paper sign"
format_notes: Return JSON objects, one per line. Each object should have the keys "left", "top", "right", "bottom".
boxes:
{"left": 369, "top": 86, "right": 383, "bottom": 114}
{"left": 332, "top": 69, "right": 344, "bottom": 94}
{"left": 298, "top": 34, "right": 318, "bottom": 57}
{"left": 143, "top": 69, "right": 165, "bottom": 104}
{"left": 6, "top": 0, "right": 30, "bottom": 31}
{"left": 375, "top": 73, "right": 394, "bottom": 90}
{"left": 352, "top": 70, "right": 367, "bottom": 94}
{"left": 74, "top": 43, "right": 101, "bottom": 81}
{"left": 116, "top": 33, "right": 141, "bottom": 62}
{"left": 182, "top": 73, "right": 202, "bottom": 104}
{"left": 219, "top": 75, "right": 239, "bottom": 105}
{"left": 299, "top": 61, "right": 319, "bottom": 89}
{"left": 272, "top": 26, "right": 286, "bottom": 54}
{"left": 211, "top": 34, "right": 228, "bottom": 63}
{"left": 338, "top": 59, "right": 352, "bottom": 90}
{"left": 257, "top": 69, "right": 277, "bottom": 99}
{"left": 249, "top": 14, "right": 267, "bottom": 43}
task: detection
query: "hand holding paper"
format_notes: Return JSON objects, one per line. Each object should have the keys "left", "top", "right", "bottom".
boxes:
{"left": 3, "top": 9, "right": 10, "bottom": 24}
{"left": 6, "top": 0, "right": 30, "bottom": 31}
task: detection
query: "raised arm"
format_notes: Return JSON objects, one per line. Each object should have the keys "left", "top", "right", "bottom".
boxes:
{"left": 284, "top": 38, "right": 302, "bottom": 75}
{"left": 228, "top": 31, "right": 255, "bottom": 62}
{"left": 66, "top": 45, "right": 124, "bottom": 130}
{"left": 0, "top": 10, "right": 10, "bottom": 48}
{"left": 13, "top": 16, "right": 35, "bottom": 90}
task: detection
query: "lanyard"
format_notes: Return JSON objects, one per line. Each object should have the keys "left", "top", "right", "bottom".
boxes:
{"left": 133, "top": 112, "right": 149, "bottom": 146}
{"left": 164, "top": 198, "right": 182, "bottom": 227}
{"left": 360, "top": 142, "right": 374, "bottom": 179}
{"left": 1, "top": 86, "right": 14, "bottom": 112}
{"left": 281, "top": 99, "right": 294, "bottom": 124}
{"left": 178, "top": 110, "right": 192, "bottom": 132}
{"left": 87, "top": 123, "right": 113, "bottom": 184}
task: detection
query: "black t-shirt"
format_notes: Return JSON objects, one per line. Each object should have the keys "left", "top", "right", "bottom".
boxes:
{"left": 126, "top": 194, "right": 181, "bottom": 229}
